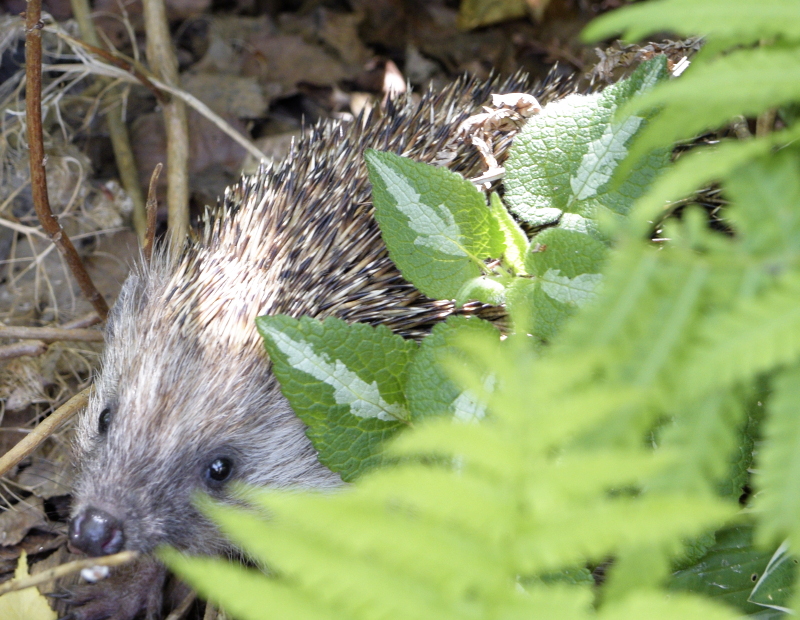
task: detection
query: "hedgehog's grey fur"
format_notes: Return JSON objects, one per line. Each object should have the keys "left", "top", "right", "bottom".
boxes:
{"left": 67, "top": 72, "right": 574, "bottom": 620}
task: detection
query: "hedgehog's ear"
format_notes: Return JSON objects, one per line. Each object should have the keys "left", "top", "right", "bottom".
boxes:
{"left": 106, "top": 274, "right": 147, "bottom": 339}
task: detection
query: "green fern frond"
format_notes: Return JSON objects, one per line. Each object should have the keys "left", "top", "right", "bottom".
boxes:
{"left": 582, "top": 0, "right": 800, "bottom": 46}
{"left": 623, "top": 47, "right": 800, "bottom": 165}
{"left": 755, "top": 364, "right": 800, "bottom": 548}
{"left": 160, "top": 552, "right": 334, "bottom": 620}
{"left": 679, "top": 276, "right": 800, "bottom": 402}
{"left": 630, "top": 124, "right": 800, "bottom": 236}
{"left": 597, "top": 591, "right": 742, "bottom": 620}
{"left": 650, "top": 390, "right": 747, "bottom": 494}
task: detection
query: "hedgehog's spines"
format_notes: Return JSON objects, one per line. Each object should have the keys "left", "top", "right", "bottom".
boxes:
{"left": 169, "top": 70, "right": 575, "bottom": 342}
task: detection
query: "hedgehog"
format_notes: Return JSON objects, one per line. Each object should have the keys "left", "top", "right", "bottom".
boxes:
{"left": 64, "top": 72, "right": 574, "bottom": 620}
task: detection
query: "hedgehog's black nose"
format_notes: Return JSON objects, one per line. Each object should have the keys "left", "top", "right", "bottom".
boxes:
{"left": 69, "top": 507, "right": 125, "bottom": 556}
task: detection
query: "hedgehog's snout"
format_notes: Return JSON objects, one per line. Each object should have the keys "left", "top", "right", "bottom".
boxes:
{"left": 69, "top": 506, "right": 125, "bottom": 557}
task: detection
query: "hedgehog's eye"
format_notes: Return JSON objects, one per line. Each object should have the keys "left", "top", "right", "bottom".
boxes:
{"left": 97, "top": 408, "right": 112, "bottom": 435}
{"left": 205, "top": 457, "right": 234, "bottom": 485}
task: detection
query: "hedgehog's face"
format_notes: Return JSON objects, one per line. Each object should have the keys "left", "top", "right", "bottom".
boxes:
{"left": 68, "top": 272, "right": 340, "bottom": 558}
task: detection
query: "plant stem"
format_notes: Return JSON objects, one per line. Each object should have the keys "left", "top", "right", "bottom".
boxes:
{"left": 25, "top": 0, "right": 109, "bottom": 320}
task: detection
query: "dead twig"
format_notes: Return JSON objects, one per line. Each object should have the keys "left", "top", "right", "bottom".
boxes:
{"left": 62, "top": 312, "right": 102, "bottom": 329}
{"left": 54, "top": 31, "right": 167, "bottom": 105}
{"left": 0, "top": 326, "right": 103, "bottom": 342}
{"left": 0, "top": 340, "right": 47, "bottom": 360}
{"left": 143, "top": 0, "right": 189, "bottom": 251}
{"left": 25, "top": 1, "right": 109, "bottom": 321}
{"left": 165, "top": 591, "right": 198, "bottom": 620}
{"left": 0, "top": 550, "right": 138, "bottom": 596}
{"left": 143, "top": 163, "right": 162, "bottom": 265}
{"left": 0, "top": 387, "right": 91, "bottom": 478}
{"left": 42, "top": 25, "right": 268, "bottom": 162}
{"left": 0, "top": 311, "right": 102, "bottom": 359}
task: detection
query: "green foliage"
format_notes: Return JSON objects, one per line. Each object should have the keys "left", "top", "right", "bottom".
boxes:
{"left": 749, "top": 542, "right": 796, "bottom": 613}
{"left": 755, "top": 366, "right": 800, "bottom": 551}
{"left": 522, "top": 227, "right": 607, "bottom": 339}
{"left": 256, "top": 316, "right": 415, "bottom": 481}
{"left": 162, "top": 1, "right": 800, "bottom": 617}
{"left": 584, "top": 0, "right": 800, "bottom": 176}
{"left": 504, "top": 57, "right": 670, "bottom": 231}
{"left": 622, "top": 47, "right": 800, "bottom": 168}
{"left": 364, "top": 149, "right": 503, "bottom": 301}
{"left": 582, "top": 0, "right": 800, "bottom": 52}
{"left": 405, "top": 315, "right": 499, "bottom": 421}
{"left": 670, "top": 525, "right": 774, "bottom": 614}
{"left": 489, "top": 192, "right": 528, "bottom": 275}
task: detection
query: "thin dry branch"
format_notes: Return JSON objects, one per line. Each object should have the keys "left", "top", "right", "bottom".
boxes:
{"left": 54, "top": 31, "right": 167, "bottom": 104}
{"left": 165, "top": 591, "right": 198, "bottom": 620}
{"left": 41, "top": 26, "right": 268, "bottom": 162}
{"left": 0, "top": 326, "right": 103, "bottom": 342}
{"left": 143, "top": 0, "right": 189, "bottom": 250}
{"left": 0, "top": 387, "right": 91, "bottom": 478}
{"left": 25, "top": 2, "right": 109, "bottom": 321}
{"left": 0, "top": 550, "right": 138, "bottom": 596}
{"left": 143, "top": 163, "right": 162, "bottom": 265}
{"left": 0, "top": 340, "right": 47, "bottom": 359}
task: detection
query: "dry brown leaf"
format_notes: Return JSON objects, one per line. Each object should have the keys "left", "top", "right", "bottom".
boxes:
{"left": 131, "top": 109, "right": 247, "bottom": 194}
{"left": 181, "top": 73, "right": 269, "bottom": 119}
{"left": 192, "top": 16, "right": 278, "bottom": 75}
{"left": 458, "top": 0, "right": 528, "bottom": 30}
{"left": 0, "top": 498, "right": 47, "bottom": 548}
{"left": 16, "top": 454, "right": 73, "bottom": 500}
{"left": 241, "top": 34, "right": 346, "bottom": 96}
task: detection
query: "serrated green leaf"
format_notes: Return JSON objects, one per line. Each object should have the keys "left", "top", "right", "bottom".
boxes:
{"left": 582, "top": 0, "right": 800, "bottom": 46}
{"left": 406, "top": 316, "right": 500, "bottom": 421}
{"left": 199, "top": 493, "right": 517, "bottom": 620}
{"left": 504, "top": 57, "right": 669, "bottom": 229}
{"left": 517, "top": 494, "right": 735, "bottom": 574}
{"left": 257, "top": 315, "right": 416, "bottom": 481}
{"left": 524, "top": 227, "right": 607, "bottom": 340}
{"left": 673, "top": 531, "right": 717, "bottom": 572}
{"left": 650, "top": 390, "right": 748, "bottom": 496}
{"left": 628, "top": 125, "right": 800, "bottom": 238}
{"left": 365, "top": 149, "right": 502, "bottom": 300}
{"left": 602, "top": 543, "right": 671, "bottom": 604}
{"left": 624, "top": 47, "right": 800, "bottom": 166}
{"left": 749, "top": 541, "right": 797, "bottom": 613}
{"left": 489, "top": 192, "right": 528, "bottom": 274}
{"left": 670, "top": 526, "right": 775, "bottom": 614}
{"left": 535, "top": 566, "right": 595, "bottom": 587}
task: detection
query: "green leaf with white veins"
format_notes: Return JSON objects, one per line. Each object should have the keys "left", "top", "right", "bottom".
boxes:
{"left": 256, "top": 315, "right": 417, "bottom": 481}
{"left": 365, "top": 149, "right": 503, "bottom": 300}
{"left": 504, "top": 56, "right": 670, "bottom": 231}
{"left": 523, "top": 227, "right": 607, "bottom": 341}
{"left": 406, "top": 316, "right": 500, "bottom": 422}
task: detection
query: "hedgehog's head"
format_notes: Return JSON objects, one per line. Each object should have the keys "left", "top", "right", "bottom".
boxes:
{"left": 68, "top": 266, "right": 340, "bottom": 558}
